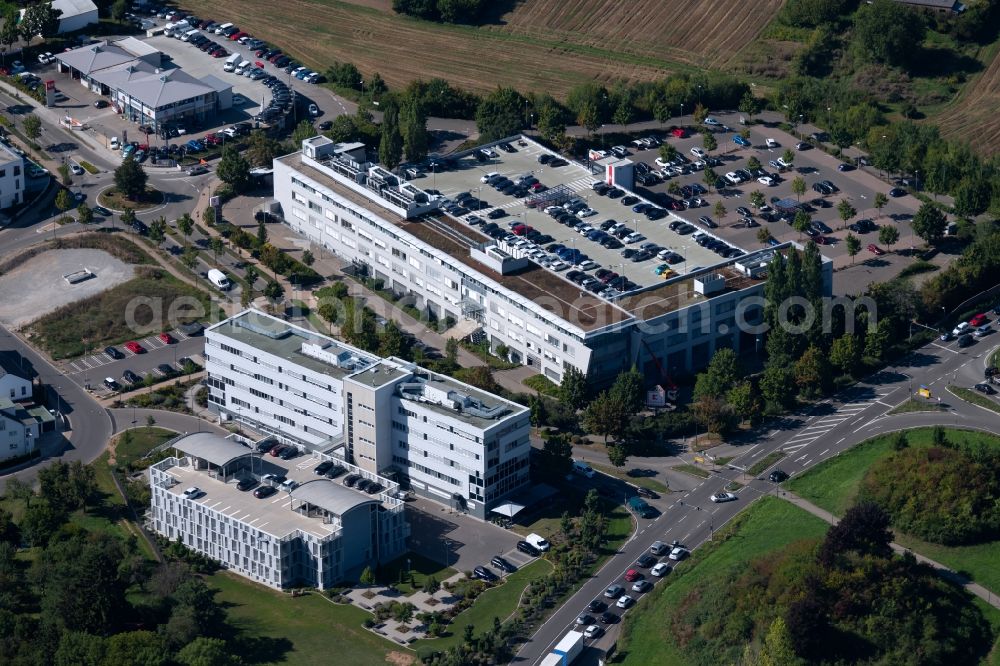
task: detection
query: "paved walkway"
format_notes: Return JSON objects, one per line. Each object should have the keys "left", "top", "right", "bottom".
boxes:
{"left": 343, "top": 571, "right": 467, "bottom": 645}
{"left": 780, "top": 491, "right": 1000, "bottom": 611}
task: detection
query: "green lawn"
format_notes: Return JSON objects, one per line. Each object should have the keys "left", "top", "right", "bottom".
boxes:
{"left": 413, "top": 558, "right": 552, "bottom": 653}
{"left": 888, "top": 398, "right": 947, "bottom": 414}
{"left": 673, "top": 464, "right": 709, "bottom": 479}
{"left": 949, "top": 386, "right": 1000, "bottom": 415}
{"left": 210, "top": 572, "right": 404, "bottom": 665}
{"left": 377, "top": 552, "right": 457, "bottom": 595}
{"left": 591, "top": 463, "right": 670, "bottom": 493}
{"left": 615, "top": 498, "right": 830, "bottom": 665}
{"left": 747, "top": 451, "right": 786, "bottom": 476}
{"left": 786, "top": 427, "right": 1000, "bottom": 593}
{"left": 114, "top": 426, "right": 176, "bottom": 469}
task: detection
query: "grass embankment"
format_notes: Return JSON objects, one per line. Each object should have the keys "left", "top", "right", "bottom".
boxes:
{"left": 673, "top": 464, "right": 710, "bottom": 479}
{"left": 615, "top": 498, "right": 830, "bottom": 664}
{"left": 522, "top": 374, "right": 560, "bottom": 397}
{"left": 888, "top": 398, "right": 947, "bottom": 414}
{"left": 747, "top": 451, "right": 786, "bottom": 476}
{"left": 786, "top": 427, "right": 1000, "bottom": 593}
{"left": 112, "top": 426, "right": 176, "bottom": 469}
{"left": 29, "top": 267, "right": 212, "bottom": 358}
{"left": 591, "top": 463, "right": 671, "bottom": 494}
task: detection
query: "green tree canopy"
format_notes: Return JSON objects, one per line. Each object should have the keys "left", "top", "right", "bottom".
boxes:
{"left": 911, "top": 203, "right": 947, "bottom": 244}
{"left": 216, "top": 145, "right": 252, "bottom": 193}
{"left": 475, "top": 87, "right": 526, "bottom": 142}
{"left": 114, "top": 156, "right": 148, "bottom": 200}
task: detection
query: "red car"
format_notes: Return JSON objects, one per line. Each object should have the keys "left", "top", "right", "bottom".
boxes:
{"left": 204, "top": 134, "right": 221, "bottom": 145}
{"left": 671, "top": 128, "right": 687, "bottom": 139}
{"left": 969, "top": 313, "right": 989, "bottom": 327}
{"left": 867, "top": 244, "right": 885, "bottom": 256}
{"left": 814, "top": 236, "right": 831, "bottom": 245}
{"left": 158, "top": 332, "right": 175, "bottom": 344}
{"left": 229, "top": 31, "right": 246, "bottom": 41}
{"left": 624, "top": 569, "right": 643, "bottom": 582}
{"left": 124, "top": 341, "right": 145, "bottom": 354}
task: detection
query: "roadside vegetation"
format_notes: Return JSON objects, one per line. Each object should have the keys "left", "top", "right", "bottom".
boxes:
{"left": 616, "top": 497, "right": 998, "bottom": 665}
{"left": 28, "top": 267, "right": 211, "bottom": 358}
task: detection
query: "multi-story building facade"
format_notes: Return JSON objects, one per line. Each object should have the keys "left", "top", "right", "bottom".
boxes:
{"left": 204, "top": 310, "right": 532, "bottom": 519}
{"left": 0, "top": 398, "right": 41, "bottom": 463}
{"left": 148, "top": 432, "right": 408, "bottom": 590}
{"left": 0, "top": 142, "right": 24, "bottom": 210}
{"left": 271, "top": 137, "right": 832, "bottom": 389}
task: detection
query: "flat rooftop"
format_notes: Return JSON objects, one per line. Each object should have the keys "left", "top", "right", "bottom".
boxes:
{"left": 281, "top": 152, "right": 634, "bottom": 334}
{"left": 618, "top": 265, "right": 759, "bottom": 319}
{"left": 209, "top": 310, "right": 377, "bottom": 379}
{"left": 164, "top": 458, "right": 344, "bottom": 540}
{"left": 424, "top": 139, "right": 742, "bottom": 287}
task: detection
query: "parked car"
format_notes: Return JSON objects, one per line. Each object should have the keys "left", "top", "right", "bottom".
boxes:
{"left": 124, "top": 341, "right": 145, "bottom": 354}
{"left": 473, "top": 566, "right": 498, "bottom": 582}
{"left": 516, "top": 540, "right": 540, "bottom": 557}
{"left": 103, "top": 377, "right": 121, "bottom": 391}
{"left": 105, "top": 345, "right": 124, "bottom": 359}
{"left": 253, "top": 485, "right": 277, "bottom": 499}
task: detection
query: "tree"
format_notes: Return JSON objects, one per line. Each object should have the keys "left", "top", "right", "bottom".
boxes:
{"left": 256, "top": 220, "right": 268, "bottom": 246}
{"left": 202, "top": 207, "right": 216, "bottom": 227}
{"left": 103, "top": 631, "right": 166, "bottom": 666}
{"left": 445, "top": 338, "right": 459, "bottom": 365}
{"left": 54, "top": 188, "right": 73, "bottom": 215}
{"left": 758, "top": 617, "right": 801, "bottom": 666}
{"left": 791, "top": 176, "right": 806, "bottom": 202}
{"left": 539, "top": 432, "right": 573, "bottom": 478}
{"left": 264, "top": 280, "right": 284, "bottom": 302}
{"left": 559, "top": 365, "right": 588, "bottom": 410}
{"left": 536, "top": 98, "right": 566, "bottom": 141}
{"left": 176, "top": 637, "right": 238, "bottom": 666}
{"left": 727, "top": 381, "right": 761, "bottom": 425}
{"left": 760, "top": 364, "right": 795, "bottom": 411}
{"left": 613, "top": 99, "right": 633, "bottom": 131}
{"left": 425, "top": 576, "right": 441, "bottom": 594}
{"left": 20, "top": 2, "right": 62, "bottom": 40}
{"left": 360, "top": 565, "right": 375, "bottom": 585}
{"left": 4, "top": 476, "right": 34, "bottom": 507}
{"left": 209, "top": 237, "right": 224, "bottom": 265}
{"left": 703, "top": 167, "right": 718, "bottom": 192}
{"left": 245, "top": 130, "right": 282, "bottom": 167}
{"left": 750, "top": 190, "right": 766, "bottom": 208}
{"left": 738, "top": 91, "right": 759, "bottom": 122}
{"left": 111, "top": 0, "right": 128, "bottom": 22}
{"left": 873, "top": 191, "right": 888, "bottom": 218}
{"left": 853, "top": 0, "right": 925, "bottom": 69}
{"left": 114, "top": 156, "right": 148, "bottom": 200}
{"left": 845, "top": 233, "right": 861, "bottom": 264}
{"left": 55, "top": 631, "right": 106, "bottom": 666}
{"left": 75, "top": 203, "right": 92, "bottom": 225}
{"left": 793, "top": 345, "right": 829, "bottom": 399}
{"left": 148, "top": 217, "right": 167, "bottom": 246}
{"left": 702, "top": 132, "right": 717, "bottom": 153}
{"left": 379, "top": 99, "right": 404, "bottom": 170}
{"left": 819, "top": 500, "right": 893, "bottom": 566}
{"left": 20, "top": 498, "right": 63, "bottom": 546}
{"left": 576, "top": 100, "right": 601, "bottom": 136}
{"left": 792, "top": 210, "right": 811, "bottom": 240}
{"left": 22, "top": 114, "right": 42, "bottom": 147}
{"left": 756, "top": 227, "right": 773, "bottom": 246}
{"left": 781, "top": 148, "right": 795, "bottom": 168}
{"left": 609, "top": 365, "right": 644, "bottom": 416}
{"left": 865, "top": 317, "right": 893, "bottom": 360}
{"left": 878, "top": 224, "right": 900, "bottom": 252}
{"left": 177, "top": 213, "right": 194, "bottom": 239}
{"left": 829, "top": 333, "right": 860, "bottom": 376}
{"left": 746, "top": 156, "right": 761, "bottom": 172}
{"left": 401, "top": 97, "right": 429, "bottom": 163}
{"left": 658, "top": 143, "right": 678, "bottom": 163}
{"left": 378, "top": 319, "right": 405, "bottom": 357}
{"left": 216, "top": 145, "right": 251, "bottom": 193}
{"left": 58, "top": 163, "right": 72, "bottom": 186}
{"left": 0, "top": 16, "right": 20, "bottom": 63}
{"left": 181, "top": 245, "right": 199, "bottom": 270}
{"left": 911, "top": 203, "right": 947, "bottom": 244}
{"left": 693, "top": 347, "right": 740, "bottom": 399}
{"left": 582, "top": 390, "right": 627, "bottom": 445}
{"left": 837, "top": 199, "right": 857, "bottom": 229}
{"left": 714, "top": 201, "right": 726, "bottom": 220}
{"left": 692, "top": 102, "right": 708, "bottom": 125}
{"left": 475, "top": 87, "right": 526, "bottom": 142}
{"left": 606, "top": 442, "right": 629, "bottom": 468}
{"left": 301, "top": 249, "right": 315, "bottom": 267}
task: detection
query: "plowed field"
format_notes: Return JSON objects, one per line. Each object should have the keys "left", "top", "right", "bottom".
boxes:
{"left": 936, "top": 46, "right": 1000, "bottom": 154}
{"left": 190, "top": 0, "right": 781, "bottom": 96}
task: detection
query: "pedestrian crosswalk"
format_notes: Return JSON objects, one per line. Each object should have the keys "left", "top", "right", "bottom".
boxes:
{"left": 778, "top": 392, "right": 889, "bottom": 451}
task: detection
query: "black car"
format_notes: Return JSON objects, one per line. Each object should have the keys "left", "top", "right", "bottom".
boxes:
{"left": 122, "top": 369, "right": 141, "bottom": 385}
{"left": 958, "top": 334, "right": 974, "bottom": 348}
{"left": 103, "top": 377, "right": 121, "bottom": 391}
{"left": 516, "top": 540, "right": 540, "bottom": 557}
{"left": 599, "top": 611, "right": 619, "bottom": 624}
{"left": 256, "top": 440, "right": 280, "bottom": 453}
{"left": 621, "top": 196, "right": 639, "bottom": 206}
{"left": 132, "top": 221, "right": 148, "bottom": 235}
{"left": 473, "top": 566, "right": 498, "bottom": 582}
{"left": 325, "top": 464, "right": 347, "bottom": 479}
{"left": 487, "top": 208, "right": 506, "bottom": 220}
{"left": 253, "top": 485, "right": 277, "bottom": 499}
{"left": 974, "top": 382, "right": 996, "bottom": 394}
{"left": 491, "top": 556, "right": 515, "bottom": 573}
{"left": 157, "top": 363, "right": 175, "bottom": 376}
{"left": 587, "top": 599, "right": 607, "bottom": 613}
{"left": 635, "top": 554, "right": 657, "bottom": 568}
{"left": 343, "top": 474, "right": 361, "bottom": 487}
{"left": 769, "top": 469, "right": 789, "bottom": 483}
{"left": 279, "top": 446, "right": 299, "bottom": 460}
{"left": 888, "top": 187, "right": 906, "bottom": 198}
{"left": 636, "top": 487, "right": 659, "bottom": 499}
{"left": 365, "top": 482, "right": 383, "bottom": 494}
{"left": 236, "top": 477, "right": 257, "bottom": 492}
{"left": 105, "top": 345, "right": 124, "bottom": 359}
{"left": 355, "top": 478, "right": 371, "bottom": 492}
{"left": 314, "top": 461, "right": 334, "bottom": 475}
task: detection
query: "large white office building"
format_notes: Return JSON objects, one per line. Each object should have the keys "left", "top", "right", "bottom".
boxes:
{"left": 149, "top": 432, "right": 408, "bottom": 590}
{"left": 271, "top": 137, "right": 832, "bottom": 389}
{"left": 204, "top": 310, "right": 532, "bottom": 519}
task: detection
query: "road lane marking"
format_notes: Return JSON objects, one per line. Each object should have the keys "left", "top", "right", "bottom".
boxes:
{"left": 819, "top": 448, "right": 830, "bottom": 456}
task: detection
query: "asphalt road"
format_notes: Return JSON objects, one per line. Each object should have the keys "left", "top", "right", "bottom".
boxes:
{"left": 0, "top": 323, "right": 112, "bottom": 492}
{"left": 515, "top": 334, "right": 1000, "bottom": 665}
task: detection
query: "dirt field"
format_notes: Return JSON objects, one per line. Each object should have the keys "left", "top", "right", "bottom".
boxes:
{"left": 935, "top": 45, "right": 1000, "bottom": 154}
{"left": 190, "top": 0, "right": 781, "bottom": 96}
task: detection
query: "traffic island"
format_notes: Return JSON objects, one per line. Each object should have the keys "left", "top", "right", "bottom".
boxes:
{"left": 97, "top": 186, "right": 164, "bottom": 212}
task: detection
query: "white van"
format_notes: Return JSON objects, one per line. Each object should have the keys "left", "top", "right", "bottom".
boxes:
{"left": 224, "top": 53, "right": 243, "bottom": 72}
{"left": 573, "top": 460, "right": 595, "bottom": 479}
{"left": 235, "top": 59, "right": 251, "bottom": 75}
{"left": 526, "top": 533, "right": 550, "bottom": 552}
{"left": 207, "top": 269, "right": 231, "bottom": 290}
{"left": 214, "top": 22, "right": 233, "bottom": 34}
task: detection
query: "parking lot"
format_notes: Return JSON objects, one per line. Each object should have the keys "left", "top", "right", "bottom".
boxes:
{"left": 620, "top": 111, "right": 922, "bottom": 266}
{"left": 428, "top": 142, "right": 738, "bottom": 292}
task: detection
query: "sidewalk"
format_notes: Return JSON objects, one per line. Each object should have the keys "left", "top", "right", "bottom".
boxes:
{"left": 780, "top": 491, "right": 1000, "bottom": 611}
